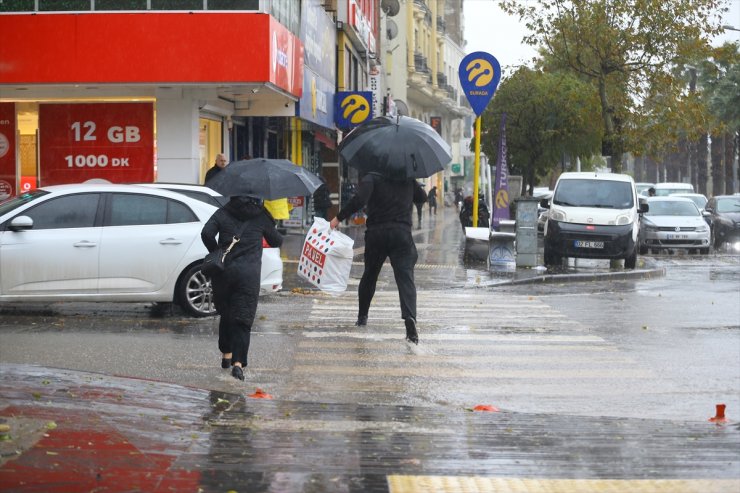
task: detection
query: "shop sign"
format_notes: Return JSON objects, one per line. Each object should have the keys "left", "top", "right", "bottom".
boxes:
{"left": 349, "top": 0, "right": 374, "bottom": 52}
{"left": 298, "top": 68, "right": 335, "bottom": 129}
{"left": 459, "top": 51, "right": 501, "bottom": 117}
{"left": 0, "top": 103, "right": 16, "bottom": 200}
{"left": 39, "top": 103, "right": 154, "bottom": 186}
{"left": 300, "top": 0, "right": 336, "bottom": 84}
{"left": 283, "top": 196, "right": 305, "bottom": 228}
{"left": 369, "top": 68, "right": 383, "bottom": 119}
{"left": 270, "top": 16, "right": 304, "bottom": 98}
{"left": 335, "top": 92, "right": 373, "bottom": 129}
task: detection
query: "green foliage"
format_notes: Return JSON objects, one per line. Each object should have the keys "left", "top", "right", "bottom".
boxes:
{"left": 480, "top": 67, "right": 602, "bottom": 192}
{"left": 500, "top": 0, "right": 727, "bottom": 172}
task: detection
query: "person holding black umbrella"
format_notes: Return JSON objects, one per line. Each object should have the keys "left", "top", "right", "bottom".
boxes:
{"left": 329, "top": 173, "right": 427, "bottom": 344}
{"left": 201, "top": 195, "right": 283, "bottom": 381}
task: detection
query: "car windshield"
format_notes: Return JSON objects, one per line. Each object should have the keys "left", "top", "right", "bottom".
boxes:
{"left": 646, "top": 200, "right": 700, "bottom": 216}
{"left": 676, "top": 195, "right": 707, "bottom": 209}
{"left": 0, "top": 190, "right": 49, "bottom": 216}
{"left": 716, "top": 197, "right": 740, "bottom": 213}
{"left": 655, "top": 187, "right": 691, "bottom": 196}
{"left": 553, "top": 179, "right": 634, "bottom": 209}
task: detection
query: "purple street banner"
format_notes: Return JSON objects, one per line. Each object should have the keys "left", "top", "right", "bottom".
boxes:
{"left": 458, "top": 52, "right": 501, "bottom": 116}
{"left": 492, "top": 113, "right": 510, "bottom": 229}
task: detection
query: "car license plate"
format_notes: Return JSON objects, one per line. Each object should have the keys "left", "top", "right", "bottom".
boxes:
{"left": 574, "top": 240, "right": 604, "bottom": 249}
{"left": 667, "top": 234, "right": 688, "bottom": 239}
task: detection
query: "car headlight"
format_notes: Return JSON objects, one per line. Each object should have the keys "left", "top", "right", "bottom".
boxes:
{"left": 549, "top": 209, "right": 566, "bottom": 222}
{"left": 616, "top": 214, "right": 632, "bottom": 226}
{"left": 695, "top": 224, "right": 709, "bottom": 233}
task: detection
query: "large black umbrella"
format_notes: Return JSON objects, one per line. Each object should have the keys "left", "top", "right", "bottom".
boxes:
{"left": 205, "top": 158, "right": 323, "bottom": 199}
{"left": 338, "top": 115, "right": 452, "bottom": 179}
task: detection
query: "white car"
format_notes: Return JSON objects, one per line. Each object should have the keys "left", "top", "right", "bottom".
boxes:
{"left": 0, "top": 184, "right": 282, "bottom": 317}
{"left": 638, "top": 196, "right": 710, "bottom": 254}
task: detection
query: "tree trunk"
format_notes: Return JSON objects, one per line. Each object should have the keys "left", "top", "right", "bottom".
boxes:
{"left": 696, "top": 133, "right": 708, "bottom": 192}
{"left": 727, "top": 129, "right": 739, "bottom": 194}
{"left": 597, "top": 77, "right": 622, "bottom": 173}
{"left": 710, "top": 132, "right": 724, "bottom": 197}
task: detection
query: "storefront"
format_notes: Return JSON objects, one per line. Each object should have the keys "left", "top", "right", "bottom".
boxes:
{"left": 0, "top": 10, "right": 303, "bottom": 192}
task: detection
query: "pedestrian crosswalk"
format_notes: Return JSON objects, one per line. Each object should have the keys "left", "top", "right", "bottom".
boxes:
{"left": 263, "top": 290, "right": 654, "bottom": 414}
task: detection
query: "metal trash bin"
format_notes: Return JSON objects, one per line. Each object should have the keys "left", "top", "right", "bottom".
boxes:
{"left": 515, "top": 198, "right": 539, "bottom": 267}
{"left": 489, "top": 231, "right": 516, "bottom": 269}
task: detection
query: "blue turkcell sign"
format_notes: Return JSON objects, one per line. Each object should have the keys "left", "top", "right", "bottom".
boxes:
{"left": 334, "top": 92, "right": 373, "bottom": 129}
{"left": 458, "top": 52, "right": 501, "bottom": 116}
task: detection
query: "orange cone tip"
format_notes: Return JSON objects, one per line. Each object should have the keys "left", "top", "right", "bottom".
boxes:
{"left": 473, "top": 404, "right": 499, "bottom": 412}
{"left": 709, "top": 403, "right": 727, "bottom": 423}
{"left": 248, "top": 388, "right": 273, "bottom": 399}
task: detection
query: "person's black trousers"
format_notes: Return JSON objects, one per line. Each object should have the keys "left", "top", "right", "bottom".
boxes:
{"left": 358, "top": 226, "right": 418, "bottom": 321}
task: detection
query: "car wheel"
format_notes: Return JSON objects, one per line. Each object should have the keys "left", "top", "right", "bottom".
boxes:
{"left": 700, "top": 247, "right": 710, "bottom": 255}
{"left": 543, "top": 246, "right": 562, "bottom": 267}
{"left": 638, "top": 244, "right": 648, "bottom": 255}
{"left": 177, "top": 264, "right": 217, "bottom": 317}
{"left": 624, "top": 248, "right": 637, "bottom": 269}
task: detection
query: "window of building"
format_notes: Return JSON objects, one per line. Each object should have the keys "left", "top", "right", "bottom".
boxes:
{"left": 199, "top": 117, "right": 223, "bottom": 182}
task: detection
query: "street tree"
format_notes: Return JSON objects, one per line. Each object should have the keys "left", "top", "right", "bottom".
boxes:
{"left": 480, "top": 67, "right": 602, "bottom": 193}
{"left": 500, "top": 0, "right": 726, "bottom": 173}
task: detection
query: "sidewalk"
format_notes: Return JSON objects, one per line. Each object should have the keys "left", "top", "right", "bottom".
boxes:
{"left": 2, "top": 364, "right": 739, "bottom": 492}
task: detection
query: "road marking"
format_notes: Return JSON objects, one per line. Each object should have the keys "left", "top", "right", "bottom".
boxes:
{"left": 297, "top": 341, "right": 619, "bottom": 352}
{"left": 292, "top": 365, "right": 652, "bottom": 379}
{"left": 299, "top": 332, "right": 605, "bottom": 342}
{"left": 387, "top": 476, "right": 740, "bottom": 493}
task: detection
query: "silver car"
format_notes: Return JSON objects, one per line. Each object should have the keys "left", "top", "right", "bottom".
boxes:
{"left": 639, "top": 197, "right": 710, "bottom": 254}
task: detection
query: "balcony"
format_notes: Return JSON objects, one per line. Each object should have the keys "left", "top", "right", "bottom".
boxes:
{"left": 437, "top": 72, "right": 447, "bottom": 86}
{"left": 436, "top": 17, "right": 446, "bottom": 34}
{"left": 414, "top": 52, "right": 430, "bottom": 74}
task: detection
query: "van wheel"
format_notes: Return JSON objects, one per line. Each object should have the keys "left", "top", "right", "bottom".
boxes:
{"left": 624, "top": 249, "right": 637, "bottom": 269}
{"left": 543, "top": 247, "right": 562, "bottom": 267}
{"left": 177, "top": 264, "right": 217, "bottom": 317}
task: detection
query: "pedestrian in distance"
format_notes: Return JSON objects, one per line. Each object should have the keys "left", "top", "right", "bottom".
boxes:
{"left": 312, "top": 176, "right": 332, "bottom": 220}
{"left": 428, "top": 185, "right": 438, "bottom": 215}
{"left": 454, "top": 188, "right": 464, "bottom": 211}
{"left": 648, "top": 187, "right": 656, "bottom": 197}
{"left": 201, "top": 195, "right": 283, "bottom": 381}
{"left": 415, "top": 182, "right": 425, "bottom": 228}
{"left": 204, "top": 153, "right": 228, "bottom": 183}
{"left": 330, "top": 172, "right": 427, "bottom": 344}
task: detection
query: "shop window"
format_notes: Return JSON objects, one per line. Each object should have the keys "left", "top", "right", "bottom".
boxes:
{"left": 39, "top": 0, "right": 91, "bottom": 11}
{"left": 199, "top": 117, "right": 223, "bottom": 183}
{"left": 0, "top": 0, "right": 35, "bottom": 12}
{"left": 209, "top": 0, "right": 260, "bottom": 10}
{"left": 151, "top": 0, "right": 203, "bottom": 9}
{"left": 96, "top": 0, "right": 147, "bottom": 9}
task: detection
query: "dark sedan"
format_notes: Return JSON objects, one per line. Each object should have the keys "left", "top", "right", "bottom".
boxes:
{"left": 705, "top": 195, "right": 740, "bottom": 249}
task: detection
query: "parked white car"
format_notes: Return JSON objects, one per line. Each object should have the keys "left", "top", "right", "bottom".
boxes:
{"left": 654, "top": 182, "right": 694, "bottom": 196}
{"left": 638, "top": 196, "right": 710, "bottom": 254}
{"left": 0, "top": 184, "right": 282, "bottom": 316}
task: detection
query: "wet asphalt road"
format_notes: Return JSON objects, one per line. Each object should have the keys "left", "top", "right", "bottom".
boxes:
{"left": 1, "top": 209, "right": 738, "bottom": 422}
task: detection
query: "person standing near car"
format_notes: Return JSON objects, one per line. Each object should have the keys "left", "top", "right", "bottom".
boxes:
{"left": 201, "top": 195, "right": 283, "bottom": 381}
{"left": 329, "top": 172, "right": 427, "bottom": 344}
{"left": 204, "top": 153, "right": 228, "bottom": 183}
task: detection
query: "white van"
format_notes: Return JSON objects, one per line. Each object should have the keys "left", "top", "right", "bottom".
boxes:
{"left": 654, "top": 182, "right": 694, "bottom": 196}
{"left": 541, "top": 172, "right": 648, "bottom": 269}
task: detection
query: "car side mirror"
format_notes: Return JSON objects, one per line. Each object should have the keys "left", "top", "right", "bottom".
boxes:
{"left": 539, "top": 198, "right": 550, "bottom": 209}
{"left": 8, "top": 215, "right": 34, "bottom": 232}
{"left": 638, "top": 203, "right": 649, "bottom": 214}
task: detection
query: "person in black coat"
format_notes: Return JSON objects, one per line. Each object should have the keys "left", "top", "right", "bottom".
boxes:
{"left": 201, "top": 195, "right": 283, "bottom": 381}
{"left": 329, "top": 172, "right": 427, "bottom": 344}
{"left": 204, "top": 153, "right": 228, "bottom": 184}
{"left": 427, "top": 186, "right": 438, "bottom": 215}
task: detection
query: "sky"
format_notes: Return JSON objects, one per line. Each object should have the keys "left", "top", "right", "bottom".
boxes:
{"left": 463, "top": 0, "right": 740, "bottom": 73}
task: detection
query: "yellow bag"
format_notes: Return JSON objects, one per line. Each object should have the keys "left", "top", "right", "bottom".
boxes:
{"left": 264, "top": 198, "right": 291, "bottom": 220}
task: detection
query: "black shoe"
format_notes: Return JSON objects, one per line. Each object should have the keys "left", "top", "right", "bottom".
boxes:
{"left": 231, "top": 366, "right": 244, "bottom": 381}
{"left": 221, "top": 357, "right": 232, "bottom": 369}
{"left": 355, "top": 315, "right": 368, "bottom": 326}
{"left": 405, "top": 318, "right": 419, "bottom": 344}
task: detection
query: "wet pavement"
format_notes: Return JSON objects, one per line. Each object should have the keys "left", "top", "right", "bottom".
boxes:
{"left": 2, "top": 364, "right": 739, "bottom": 492}
{"left": 2, "top": 207, "right": 739, "bottom": 492}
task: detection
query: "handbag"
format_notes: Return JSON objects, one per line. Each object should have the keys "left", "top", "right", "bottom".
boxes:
{"left": 201, "top": 221, "right": 248, "bottom": 277}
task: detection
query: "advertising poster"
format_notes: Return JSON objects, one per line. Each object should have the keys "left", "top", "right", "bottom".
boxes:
{"left": 0, "top": 103, "right": 17, "bottom": 200}
{"left": 39, "top": 103, "right": 154, "bottom": 185}
{"left": 283, "top": 196, "right": 305, "bottom": 228}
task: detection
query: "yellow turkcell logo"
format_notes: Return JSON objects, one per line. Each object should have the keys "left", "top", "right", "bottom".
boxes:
{"left": 495, "top": 189, "right": 509, "bottom": 209}
{"left": 465, "top": 58, "right": 494, "bottom": 87}
{"left": 340, "top": 94, "right": 370, "bottom": 124}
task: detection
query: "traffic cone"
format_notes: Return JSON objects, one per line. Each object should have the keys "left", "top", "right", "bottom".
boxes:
{"left": 708, "top": 404, "right": 727, "bottom": 423}
{"left": 472, "top": 404, "right": 499, "bottom": 412}
{"left": 248, "top": 388, "right": 273, "bottom": 399}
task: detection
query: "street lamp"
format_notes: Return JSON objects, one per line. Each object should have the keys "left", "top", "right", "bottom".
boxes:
{"left": 722, "top": 24, "right": 740, "bottom": 32}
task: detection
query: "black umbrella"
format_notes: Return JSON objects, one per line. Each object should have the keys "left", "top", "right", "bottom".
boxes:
{"left": 205, "top": 158, "right": 323, "bottom": 200}
{"left": 338, "top": 115, "right": 452, "bottom": 179}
